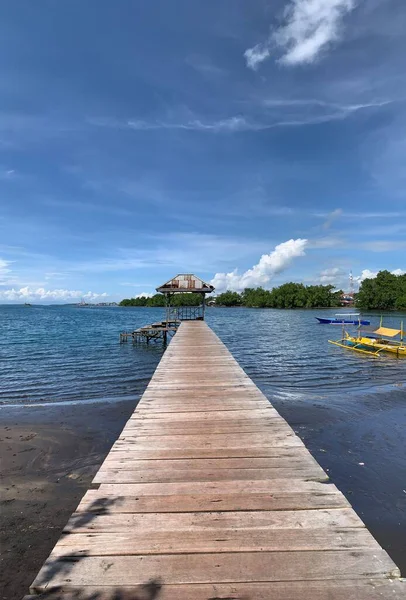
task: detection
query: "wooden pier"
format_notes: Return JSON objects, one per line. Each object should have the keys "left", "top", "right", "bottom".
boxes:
{"left": 28, "top": 321, "right": 404, "bottom": 599}
{"left": 120, "top": 321, "right": 179, "bottom": 344}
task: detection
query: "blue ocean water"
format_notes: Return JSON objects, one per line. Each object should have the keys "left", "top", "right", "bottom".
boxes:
{"left": 0, "top": 305, "right": 405, "bottom": 405}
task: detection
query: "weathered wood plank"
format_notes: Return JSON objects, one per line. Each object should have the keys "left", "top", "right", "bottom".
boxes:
{"left": 107, "top": 446, "right": 311, "bottom": 459}
{"left": 122, "top": 423, "right": 290, "bottom": 433}
{"left": 99, "top": 456, "right": 323, "bottom": 471}
{"left": 24, "top": 580, "right": 406, "bottom": 600}
{"left": 77, "top": 489, "right": 350, "bottom": 513}
{"left": 31, "top": 550, "right": 400, "bottom": 590}
{"left": 93, "top": 466, "right": 328, "bottom": 484}
{"left": 97, "top": 478, "right": 346, "bottom": 496}
{"left": 114, "top": 432, "right": 304, "bottom": 448}
{"left": 120, "top": 424, "right": 295, "bottom": 435}
{"left": 130, "top": 408, "right": 278, "bottom": 420}
{"left": 52, "top": 528, "right": 379, "bottom": 555}
{"left": 64, "top": 508, "right": 364, "bottom": 533}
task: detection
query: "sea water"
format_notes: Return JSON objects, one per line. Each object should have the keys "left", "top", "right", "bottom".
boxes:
{"left": 0, "top": 304, "right": 405, "bottom": 405}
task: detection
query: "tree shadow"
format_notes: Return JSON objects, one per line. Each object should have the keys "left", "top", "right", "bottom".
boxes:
{"left": 29, "top": 579, "right": 163, "bottom": 599}
{"left": 64, "top": 496, "right": 124, "bottom": 532}
{"left": 33, "top": 497, "right": 124, "bottom": 588}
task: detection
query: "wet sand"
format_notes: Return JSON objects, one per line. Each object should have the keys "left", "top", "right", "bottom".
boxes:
{"left": 0, "top": 399, "right": 137, "bottom": 600}
{"left": 1, "top": 387, "right": 406, "bottom": 600}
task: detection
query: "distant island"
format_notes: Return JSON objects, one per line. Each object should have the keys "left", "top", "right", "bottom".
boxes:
{"left": 76, "top": 301, "right": 118, "bottom": 307}
{"left": 119, "top": 271, "right": 406, "bottom": 311}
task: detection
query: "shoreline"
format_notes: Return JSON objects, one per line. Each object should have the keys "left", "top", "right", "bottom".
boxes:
{"left": 1, "top": 386, "right": 405, "bottom": 599}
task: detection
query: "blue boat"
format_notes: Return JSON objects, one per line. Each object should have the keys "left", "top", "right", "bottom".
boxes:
{"left": 316, "top": 313, "right": 370, "bottom": 326}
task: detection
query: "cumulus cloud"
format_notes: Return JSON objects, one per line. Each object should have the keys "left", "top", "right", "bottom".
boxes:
{"left": 356, "top": 269, "right": 378, "bottom": 282}
{"left": 354, "top": 268, "right": 405, "bottom": 284}
{"left": 244, "top": 0, "right": 356, "bottom": 69}
{"left": 211, "top": 238, "right": 308, "bottom": 292}
{"left": 0, "top": 287, "right": 108, "bottom": 303}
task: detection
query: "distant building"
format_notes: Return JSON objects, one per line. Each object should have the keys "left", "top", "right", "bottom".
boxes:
{"left": 340, "top": 292, "right": 354, "bottom": 306}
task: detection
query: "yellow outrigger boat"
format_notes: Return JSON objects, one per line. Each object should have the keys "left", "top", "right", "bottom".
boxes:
{"left": 329, "top": 321, "right": 406, "bottom": 357}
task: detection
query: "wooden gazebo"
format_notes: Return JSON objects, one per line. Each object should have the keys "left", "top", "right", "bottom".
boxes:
{"left": 156, "top": 274, "right": 214, "bottom": 321}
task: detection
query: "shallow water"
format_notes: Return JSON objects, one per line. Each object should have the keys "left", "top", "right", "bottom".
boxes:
{"left": 0, "top": 305, "right": 405, "bottom": 405}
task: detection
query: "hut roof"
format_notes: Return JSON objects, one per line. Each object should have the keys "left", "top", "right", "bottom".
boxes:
{"left": 156, "top": 274, "right": 214, "bottom": 294}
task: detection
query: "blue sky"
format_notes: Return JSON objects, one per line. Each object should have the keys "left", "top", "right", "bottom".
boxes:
{"left": 0, "top": 0, "right": 405, "bottom": 302}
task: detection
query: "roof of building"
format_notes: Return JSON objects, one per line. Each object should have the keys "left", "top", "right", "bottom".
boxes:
{"left": 156, "top": 274, "right": 215, "bottom": 294}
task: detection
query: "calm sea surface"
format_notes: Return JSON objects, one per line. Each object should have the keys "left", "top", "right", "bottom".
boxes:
{"left": 1, "top": 305, "right": 406, "bottom": 405}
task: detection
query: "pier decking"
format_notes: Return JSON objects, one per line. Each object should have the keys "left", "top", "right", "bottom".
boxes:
{"left": 28, "top": 321, "right": 404, "bottom": 599}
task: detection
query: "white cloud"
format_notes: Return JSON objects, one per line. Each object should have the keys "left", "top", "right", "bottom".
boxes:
{"left": 135, "top": 292, "right": 154, "bottom": 298}
{"left": 90, "top": 100, "right": 391, "bottom": 137}
{"left": 211, "top": 238, "right": 308, "bottom": 292}
{"left": 357, "top": 269, "right": 377, "bottom": 282}
{"left": 244, "top": 0, "right": 356, "bottom": 69}
{"left": 127, "top": 116, "right": 251, "bottom": 133}
{"left": 244, "top": 44, "right": 271, "bottom": 70}
{"left": 354, "top": 268, "right": 406, "bottom": 284}
{"left": 0, "top": 287, "right": 108, "bottom": 303}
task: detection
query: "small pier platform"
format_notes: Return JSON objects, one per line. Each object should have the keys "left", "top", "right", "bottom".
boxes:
{"left": 28, "top": 321, "right": 404, "bottom": 599}
{"left": 120, "top": 320, "right": 179, "bottom": 344}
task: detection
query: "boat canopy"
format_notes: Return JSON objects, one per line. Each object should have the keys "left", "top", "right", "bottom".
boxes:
{"left": 374, "top": 326, "right": 401, "bottom": 337}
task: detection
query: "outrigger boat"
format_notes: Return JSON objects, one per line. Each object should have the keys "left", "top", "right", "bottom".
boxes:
{"left": 316, "top": 313, "right": 370, "bottom": 325}
{"left": 329, "top": 320, "right": 406, "bottom": 357}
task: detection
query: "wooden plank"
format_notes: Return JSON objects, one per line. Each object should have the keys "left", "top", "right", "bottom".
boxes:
{"left": 97, "top": 479, "right": 345, "bottom": 496}
{"left": 93, "top": 466, "right": 328, "bottom": 484}
{"left": 99, "top": 456, "right": 323, "bottom": 471}
{"left": 31, "top": 550, "right": 400, "bottom": 589}
{"left": 129, "top": 408, "right": 278, "bottom": 420}
{"left": 52, "top": 528, "right": 379, "bottom": 555}
{"left": 119, "top": 424, "right": 295, "bottom": 435}
{"left": 64, "top": 509, "right": 364, "bottom": 533}
{"left": 24, "top": 580, "right": 406, "bottom": 600}
{"left": 77, "top": 489, "right": 350, "bottom": 513}
{"left": 121, "top": 419, "right": 292, "bottom": 430}
{"left": 114, "top": 432, "right": 304, "bottom": 448}
{"left": 123, "top": 416, "right": 287, "bottom": 427}
{"left": 106, "top": 446, "right": 313, "bottom": 460}
{"left": 136, "top": 403, "right": 271, "bottom": 412}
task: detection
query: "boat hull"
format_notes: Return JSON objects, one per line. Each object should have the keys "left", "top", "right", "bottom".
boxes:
{"left": 316, "top": 317, "right": 370, "bottom": 325}
{"left": 329, "top": 336, "right": 406, "bottom": 357}
{"left": 346, "top": 336, "right": 406, "bottom": 356}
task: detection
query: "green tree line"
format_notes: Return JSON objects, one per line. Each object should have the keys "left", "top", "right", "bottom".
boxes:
{"left": 357, "top": 270, "right": 406, "bottom": 310}
{"left": 120, "top": 272, "right": 406, "bottom": 311}
{"left": 214, "top": 283, "right": 342, "bottom": 309}
{"left": 120, "top": 293, "right": 203, "bottom": 307}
